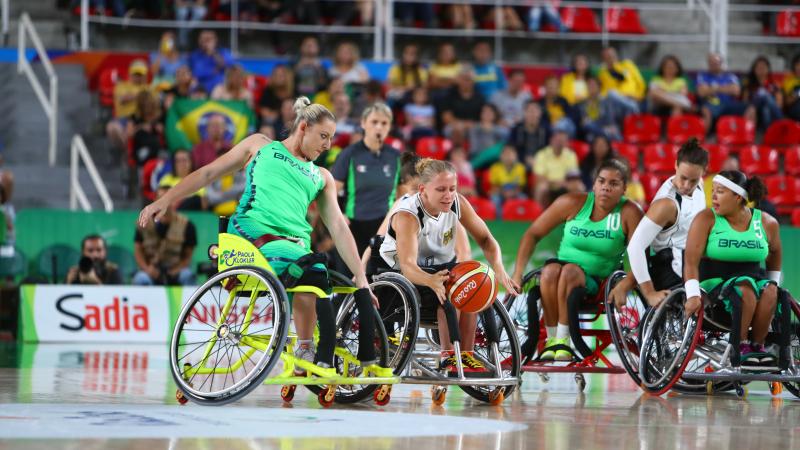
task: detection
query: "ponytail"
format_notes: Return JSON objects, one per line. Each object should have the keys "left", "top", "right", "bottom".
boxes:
{"left": 745, "top": 176, "right": 767, "bottom": 203}
{"left": 290, "top": 96, "right": 335, "bottom": 134}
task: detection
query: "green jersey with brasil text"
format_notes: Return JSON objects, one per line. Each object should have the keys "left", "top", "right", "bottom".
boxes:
{"left": 556, "top": 192, "right": 628, "bottom": 278}
{"left": 705, "top": 209, "right": 769, "bottom": 263}
{"left": 228, "top": 141, "right": 325, "bottom": 249}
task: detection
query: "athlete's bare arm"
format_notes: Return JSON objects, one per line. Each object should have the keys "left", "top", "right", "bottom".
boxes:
{"left": 683, "top": 209, "right": 714, "bottom": 316}
{"left": 393, "top": 211, "right": 450, "bottom": 302}
{"left": 763, "top": 212, "right": 782, "bottom": 273}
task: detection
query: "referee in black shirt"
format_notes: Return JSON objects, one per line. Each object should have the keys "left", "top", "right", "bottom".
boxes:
{"left": 332, "top": 102, "right": 400, "bottom": 263}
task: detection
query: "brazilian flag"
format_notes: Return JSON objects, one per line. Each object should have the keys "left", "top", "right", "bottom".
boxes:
{"left": 165, "top": 99, "right": 256, "bottom": 151}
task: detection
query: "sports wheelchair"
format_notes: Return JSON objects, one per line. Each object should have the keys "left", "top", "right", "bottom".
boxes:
{"left": 169, "top": 218, "right": 399, "bottom": 408}
{"left": 502, "top": 267, "right": 646, "bottom": 391}
{"left": 638, "top": 282, "right": 800, "bottom": 398}
{"left": 351, "top": 236, "right": 521, "bottom": 405}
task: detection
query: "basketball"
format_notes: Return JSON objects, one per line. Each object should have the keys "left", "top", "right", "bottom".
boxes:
{"left": 446, "top": 261, "right": 498, "bottom": 313}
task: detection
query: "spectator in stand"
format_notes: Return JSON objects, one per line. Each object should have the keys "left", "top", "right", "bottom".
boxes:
{"left": 395, "top": 2, "right": 436, "bottom": 27}
{"left": 106, "top": 59, "right": 153, "bottom": 162}
{"left": 150, "top": 32, "right": 184, "bottom": 90}
{"left": 217, "top": 0, "right": 260, "bottom": 22}
{"left": 332, "top": 103, "right": 399, "bottom": 258}
{"left": 163, "top": 65, "right": 196, "bottom": 111}
{"left": 189, "top": 30, "right": 234, "bottom": 94}
{"left": 191, "top": 113, "right": 231, "bottom": 169}
{"left": 468, "top": 103, "right": 509, "bottom": 161}
{"left": 472, "top": 41, "right": 507, "bottom": 100}
{"left": 648, "top": 55, "right": 693, "bottom": 117}
{"left": 133, "top": 186, "right": 197, "bottom": 286}
{"left": 273, "top": 97, "right": 297, "bottom": 139}
{"left": 403, "top": 86, "right": 437, "bottom": 142}
{"left": 598, "top": 47, "right": 644, "bottom": 122}
{"left": 293, "top": 36, "right": 328, "bottom": 99}
{"left": 697, "top": 53, "right": 756, "bottom": 132}
{"left": 532, "top": 128, "right": 578, "bottom": 206}
{"left": 352, "top": 79, "right": 387, "bottom": 120}
{"left": 65, "top": 235, "right": 122, "bottom": 285}
{"left": 313, "top": 77, "right": 346, "bottom": 112}
{"left": 206, "top": 167, "right": 246, "bottom": 217}
{"left": 258, "top": 64, "right": 294, "bottom": 134}
{"left": 127, "top": 90, "right": 164, "bottom": 169}
{"left": 491, "top": 69, "right": 532, "bottom": 127}
{"left": 332, "top": 92, "right": 360, "bottom": 139}
{"left": 579, "top": 134, "right": 613, "bottom": 190}
{"left": 488, "top": 144, "right": 527, "bottom": 216}
{"left": 447, "top": 147, "right": 477, "bottom": 197}
{"left": 578, "top": 76, "right": 621, "bottom": 141}
{"left": 158, "top": 150, "right": 207, "bottom": 211}
{"left": 540, "top": 75, "right": 577, "bottom": 137}
{"left": 743, "top": 55, "right": 784, "bottom": 131}
{"left": 175, "top": 1, "right": 208, "bottom": 49}
{"left": 0, "top": 165, "right": 16, "bottom": 248}
{"left": 329, "top": 0, "right": 374, "bottom": 26}
{"left": 437, "top": 65, "right": 486, "bottom": 141}
{"left": 509, "top": 100, "right": 550, "bottom": 168}
{"left": 527, "top": 0, "right": 568, "bottom": 32}
{"left": 486, "top": 5, "right": 525, "bottom": 30}
{"left": 560, "top": 54, "right": 591, "bottom": 105}
{"left": 328, "top": 42, "right": 369, "bottom": 87}
{"left": 428, "top": 43, "right": 463, "bottom": 99}
{"left": 387, "top": 43, "right": 428, "bottom": 106}
{"left": 211, "top": 64, "right": 254, "bottom": 109}
{"left": 449, "top": 3, "right": 476, "bottom": 29}
{"left": 783, "top": 54, "right": 800, "bottom": 121}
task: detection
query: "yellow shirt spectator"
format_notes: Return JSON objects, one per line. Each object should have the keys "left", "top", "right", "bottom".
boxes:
{"left": 488, "top": 161, "right": 527, "bottom": 189}
{"left": 429, "top": 63, "right": 462, "bottom": 83}
{"left": 532, "top": 146, "right": 579, "bottom": 183}
{"left": 650, "top": 76, "right": 687, "bottom": 95}
{"left": 559, "top": 72, "right": 589, "bottom": 105}
{"left": 113, "top": 82, "right": 153, "bottom": 118}
{"left": 598, "top": 59, "right": 646, "bottom": 101}
{"left": 783, "top": 73, "right": 800, "bottom": 97}
{"left": 388, "top": 65, "right": 429, "bottom": 89}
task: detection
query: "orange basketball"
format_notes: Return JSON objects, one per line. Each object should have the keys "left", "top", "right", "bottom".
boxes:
{"left": 446, "top": 261, "right": 497, "bottom": 313}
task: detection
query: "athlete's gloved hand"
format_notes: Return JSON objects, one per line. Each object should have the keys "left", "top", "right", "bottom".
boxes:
{"left": 684, "top": 296, "right": 702, "bottom": 318}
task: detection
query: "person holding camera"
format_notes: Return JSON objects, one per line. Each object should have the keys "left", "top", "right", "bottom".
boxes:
{"left": 133, "top": 186, "right": 197, "bottom": 286}
{"left": 65, "top": 235, "right": 123, "bottom": 285}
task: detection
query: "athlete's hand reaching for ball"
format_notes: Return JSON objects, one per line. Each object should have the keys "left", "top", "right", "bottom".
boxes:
{"left": 138, "top": 198, "right": 169, "bottom": 227}
{"left": 429, "top": 270, "right": 450, "bottom": 304}
{"left": 496, "top": 269, "right": 520, "bottom": 297}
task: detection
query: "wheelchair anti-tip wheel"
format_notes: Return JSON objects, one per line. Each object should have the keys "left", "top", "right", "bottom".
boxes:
{"left": 170, "top": 266, "right": 290, "bottom": 405}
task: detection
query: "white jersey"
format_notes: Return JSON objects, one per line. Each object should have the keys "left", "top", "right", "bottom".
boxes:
{"left": 380, "top": 193, "right": 460, "bottom": 269}
{"left": 650, "top": 176, "right": 705, "bottom": 276}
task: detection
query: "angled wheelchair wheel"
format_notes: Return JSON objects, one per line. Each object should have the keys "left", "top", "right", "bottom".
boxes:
{"left": 502, "top": 269, "right": 542, "bottom": 364}
{"left": 605, "top": 271, "right": 647, "bottom": 386}
{"left": 638, "top": 288, "right": 703, "bottom": 395}
{"left": 370, "top": 271, "right": 421, "bottom": 372}
{"left": 170, "top": 266, "right": 290, "bottom": 405}
{"left": 780, "top": 297, "right": 800, "bottom": 399}
{"left": 459, "top": 300, "right": 521, "bottom": 403}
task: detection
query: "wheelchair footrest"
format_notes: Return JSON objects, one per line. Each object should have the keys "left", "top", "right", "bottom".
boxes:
{"left": 521, "top": 362, "right": 626, "bottom": 374}
{"left": 263, "top": 376, "right": 400, "bottom": 386}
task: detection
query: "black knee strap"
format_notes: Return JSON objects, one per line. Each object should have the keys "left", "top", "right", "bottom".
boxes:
{"left": 567, "top": 287, "right": 591, "bottom": 359}
{"left": 354, "top": 288, "right": 377, "bottom": 363}
{"left": 442, "top": 301, "right": 461, "bottom": 344}
{"left": 315, "top": 298, "right": 336, "bottom": 366}
{"left": 724, "top": 284, "right": 743, "bottom": 368}
{"left": 282, "top": 253, "right": 329, "bottom": 289}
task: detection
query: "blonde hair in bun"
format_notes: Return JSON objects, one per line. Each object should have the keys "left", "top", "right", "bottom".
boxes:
{"left": 290, "top": 96, "right": 335, "bottom": 134}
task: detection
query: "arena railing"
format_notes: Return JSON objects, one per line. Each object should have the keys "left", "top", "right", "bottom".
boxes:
{"left": 70, "top": 134, "right": 114, "bottom": 213}
{"left": 17, "top": 12, "right": 58, "bottom": 167}
{"left": 1, "top": 0, "right": 8, "bottom": 46}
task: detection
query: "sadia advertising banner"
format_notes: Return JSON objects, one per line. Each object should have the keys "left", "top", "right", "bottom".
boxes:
{"left": 18, "top": 285, "right": 186, "bottom": 343}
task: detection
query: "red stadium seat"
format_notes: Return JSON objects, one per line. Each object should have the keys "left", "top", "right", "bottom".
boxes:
{"left": 415, "top": 137, "right": 452, "bottom": 160}
{"left": 792, "top": 209, "right": 800, "bottom": 227}
{"left": 466, "top": 196, "right": 497, "bottom": 221}
{"left": 501, "top": 199, "right": 543, "bottom": 222}
{"left": 776, "top": 10, "right": 800, "bottom": 37}
{"left": 640, "top": 173, "right": 666, "bottom": 203}
{"left": 605, "top": 7, "right": 647, "bottom": 34}
{"left": 98, "top": 67, "right": 120, "bottom": 109}
{"left": 738, "top": 145, "right": 779, "bottom": 175}
{"left": 666, "top": 115, "right": 705, "bottom": 145}
{"left": 763, "top": 119, "right": 800, "bottom": 147}
{"left": 704, "top": 143, "right": 731, "bottom": 173}
{"left": 560, "top": 7, "right": 602, "bottom": 33}
{"left": 384, "top": 136, "right": 406, "bottom": 152}
{"left": 623, "top": 114, "right": 662, "bottom": 145}
{"left": 643, "top": 143, "right": 679, "bottom": 174}
{"left": 570, "top": 140, "right": 590, "bottom": 162}
{"left": 247, "top": 74, "right": 269, "bottom": 107}
{"left": 611, "top": 142, "right": 640, "bottom": 170}
{"left": 765, "top": 175, "right": 800, "bottom": 214}
{"left": 716, "top": 116, "right": 755, "bottom": 146}
{"left": 785, "top": 146, "right": 800, "bottom": 176}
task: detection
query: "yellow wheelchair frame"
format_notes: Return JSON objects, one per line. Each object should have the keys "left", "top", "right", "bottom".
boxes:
{"left": 171, "top": 232, "right": 398, "bottom": 407}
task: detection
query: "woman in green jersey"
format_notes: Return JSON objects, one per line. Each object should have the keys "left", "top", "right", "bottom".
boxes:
{"left": 511, "top": 158, "right": 643, "bottom": 360}
{"left": 138, "top": 97, "right": 379, "bottom": 372}
{"left": 683, "top": 170, "right": 782, "bottom": 366}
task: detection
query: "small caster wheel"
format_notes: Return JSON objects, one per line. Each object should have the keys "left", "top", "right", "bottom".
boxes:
{"left": 431, "top": 386, "right": 447, "bottom": 406}
{"left": 318, "top": 386, "right": 336, "bottom": 408}
{"left": 488, "top": 387, "right": 505, "bottom": 406}
{"left": 374, "top": 385, "right": 392, "bottom": 406}
{"left": 770, "top": 382, "right": 783, "bottom": 396}
{"left": 176, "top": 390, "right": 188, "bottom": 405}
{"left": 735, "top": 384, "right": 748, "bottom": 399}
{"left": 706, "top": 381, "right": 714, "bottom": 395}
{"left": 281, "top": 385, "right": 296, "bottom": 402}
{"left": 575, "top": 374, "right": 586, "bottom": 392}
{"left": 539, "top": 373, "right": 550, "bottom": 383}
